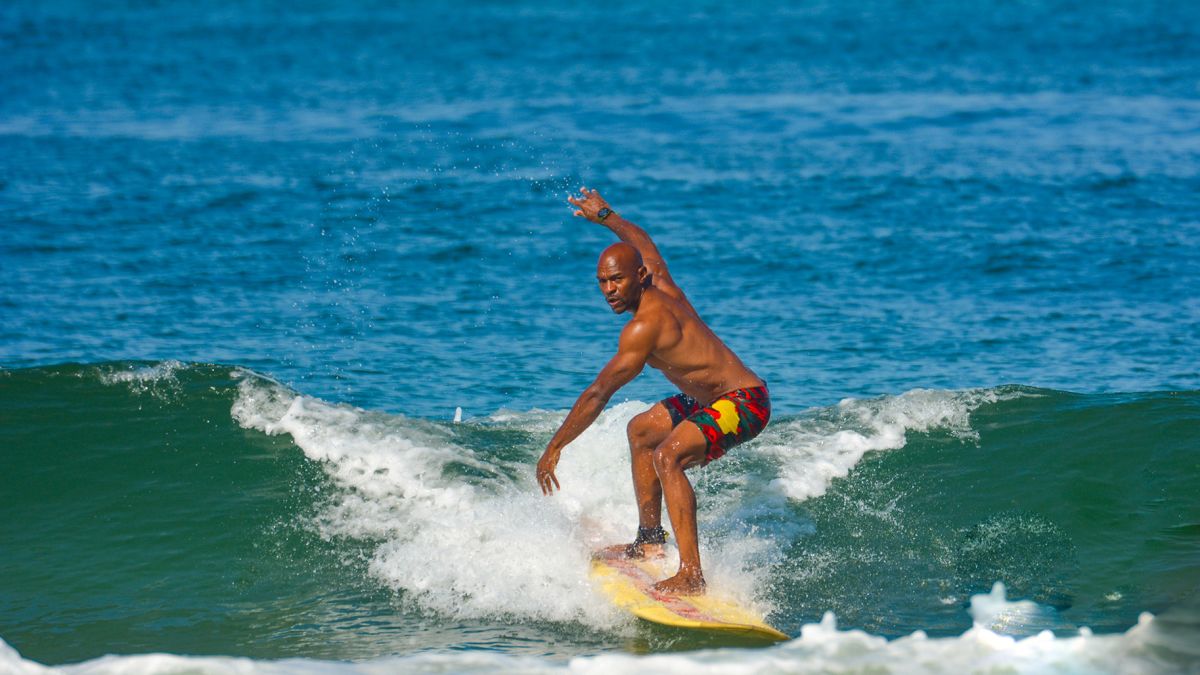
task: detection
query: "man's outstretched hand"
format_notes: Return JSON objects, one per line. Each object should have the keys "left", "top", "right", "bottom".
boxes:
{"left": 568, "top": 187, "right": 614, "bottom": 223}
{"left": 536, "top": 448, "right": 561, "bottom": 495}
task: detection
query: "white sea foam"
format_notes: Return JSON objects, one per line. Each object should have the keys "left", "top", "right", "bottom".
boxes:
{"left": 228, "top": 372, "right": 789, "bottom": 627}
{"left": 757, "top": 387, "right": 1022, "bottom": 502}
{"left": 2, "top": 592, "right": 1188, "bottom": 675}
{"left": 970, "top": 582, "right": 1063, "bottom": 635}
{"left": 228, "top": 369, "right": 792, "bottom": 624}
{"left": 95, "top": 360, "right": 188, "bottom": 399}
{"left": 227, "top": 375, "right": 1034, "bottom": 629}
{"left": 231, "top": 372, "right": 607, "bottom": 625}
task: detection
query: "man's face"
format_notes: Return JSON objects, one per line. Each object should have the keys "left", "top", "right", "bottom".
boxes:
{"left": 596, "top": 257, "right": 645, "bottom": 314}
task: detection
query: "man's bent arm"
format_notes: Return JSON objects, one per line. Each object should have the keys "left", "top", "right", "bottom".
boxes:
{"left": 536, "top": 322, "right": 654, "bottom": 494}
{"left": 540, "top": 383, "right": 615, "bottom": 464}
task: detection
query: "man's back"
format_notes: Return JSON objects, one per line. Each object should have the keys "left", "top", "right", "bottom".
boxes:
{"left": 632, "top": 284, "right": 763, "bottom": 405}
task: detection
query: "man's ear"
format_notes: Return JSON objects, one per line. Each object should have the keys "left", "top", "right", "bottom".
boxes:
{"left": 638, "top": 265, "right": 651, "bottom": 286}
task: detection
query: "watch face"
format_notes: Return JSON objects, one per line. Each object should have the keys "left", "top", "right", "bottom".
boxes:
{"left": 597, "top": 207, "right": 612, "bottom": 220}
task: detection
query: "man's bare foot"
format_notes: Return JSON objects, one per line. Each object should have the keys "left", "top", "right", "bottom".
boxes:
{"left": 653, "top": 570, "right": 706, "bottom": 595}
{"left": 593, "top": 541, "right": 665, "bottom": 561}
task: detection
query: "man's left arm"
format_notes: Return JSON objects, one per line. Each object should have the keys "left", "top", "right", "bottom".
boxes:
{"left": 536, "top": 321, "right": 655, "bottom": 495}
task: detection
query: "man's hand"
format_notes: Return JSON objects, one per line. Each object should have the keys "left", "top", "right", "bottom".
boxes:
{"left": 536, "top": 448, "right": 561, "bottom": 495}
{"left": 568, "top": 186, "right": 614, "bottom": 224}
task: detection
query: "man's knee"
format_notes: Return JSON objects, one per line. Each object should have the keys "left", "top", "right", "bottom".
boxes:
{"left": 652, "top": 442, "right": 690, "bottom": 475}
{"left": 627, "top": 411, "right": 663, "bottom": 451}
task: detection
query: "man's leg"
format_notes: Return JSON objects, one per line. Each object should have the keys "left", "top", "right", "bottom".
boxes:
{"left": 597, "top": 403, "right": 674, "bottom": 559}
{"left": 627, "top": 403, "right": 674, "bottom": 530}
{"left": 651, "top": 420, "right": 709, "bottom": 594}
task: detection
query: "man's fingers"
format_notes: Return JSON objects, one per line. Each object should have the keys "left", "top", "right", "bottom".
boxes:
{"left": 537, "top": 469, "right": 556, "bottom": 495}
{"left": 538, "top": 470, "right": 559, "bottom": 495}
{"left": 567, "top": 187, "right": 601, "bottom": 218}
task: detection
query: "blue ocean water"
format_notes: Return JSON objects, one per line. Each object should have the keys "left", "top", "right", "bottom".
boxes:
{"left": 2, "top": 1, "right": 1199, "bottom": 673}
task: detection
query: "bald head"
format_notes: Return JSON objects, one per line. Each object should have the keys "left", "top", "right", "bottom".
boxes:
{"left": 597, "top": 242, "right": 643, "bottom": 272}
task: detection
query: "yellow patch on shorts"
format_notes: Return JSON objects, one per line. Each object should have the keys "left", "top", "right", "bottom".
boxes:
{"left": 711, "top": 399, "right": 741, "bottom": 435}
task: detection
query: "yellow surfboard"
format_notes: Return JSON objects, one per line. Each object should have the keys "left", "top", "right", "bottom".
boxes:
{"left": 590, "top": 553, "right": 789, "bottom": 642}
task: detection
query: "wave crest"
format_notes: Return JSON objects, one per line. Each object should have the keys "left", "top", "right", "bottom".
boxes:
{"left": 759, "top": 387, "right": 1026, "bottom": 502}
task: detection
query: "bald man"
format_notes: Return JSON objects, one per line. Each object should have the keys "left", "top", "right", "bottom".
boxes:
{"left": 536, "top": 187, "right": 770, "bottom": 595}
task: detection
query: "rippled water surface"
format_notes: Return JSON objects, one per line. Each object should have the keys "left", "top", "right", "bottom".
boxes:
{"left": 2, "top": 1, "right": 1199, "bottom": 673}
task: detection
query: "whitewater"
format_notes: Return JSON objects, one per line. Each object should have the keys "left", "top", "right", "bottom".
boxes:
{"left": 4, "top": 363, "right": 1198, "bottom": 673}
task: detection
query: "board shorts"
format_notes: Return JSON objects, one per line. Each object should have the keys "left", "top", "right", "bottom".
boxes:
{"left": 660, "top": 386, "right": 771, "bottom": 464}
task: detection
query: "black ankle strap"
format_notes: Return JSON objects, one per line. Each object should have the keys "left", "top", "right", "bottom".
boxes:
{"left": 632, "top": 525, "right": 667, "bottom": 545}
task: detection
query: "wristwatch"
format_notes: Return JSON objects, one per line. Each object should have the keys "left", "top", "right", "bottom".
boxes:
{"left": 596, "top": 207, "right": 613, "bottom": 222}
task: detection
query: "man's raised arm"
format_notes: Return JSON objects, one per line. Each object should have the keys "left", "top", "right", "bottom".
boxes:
{"left": 568, "top": 187, "right": 686, "bottom": 301}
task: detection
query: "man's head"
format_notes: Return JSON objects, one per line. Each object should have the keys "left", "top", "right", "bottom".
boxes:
{"left": 596, "top": 243, "right": 649, "bottom": 314}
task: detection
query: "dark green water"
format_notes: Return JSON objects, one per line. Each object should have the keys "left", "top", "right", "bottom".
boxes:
{"left": 2, "top": 362, "right": 1197, "bottom": 667}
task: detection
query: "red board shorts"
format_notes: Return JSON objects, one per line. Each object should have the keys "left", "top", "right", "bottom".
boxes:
{"left": 660, "top": 386, "right": 771, "bottom": 464}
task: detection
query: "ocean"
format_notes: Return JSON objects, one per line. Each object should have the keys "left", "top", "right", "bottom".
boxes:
{"left": 2, "top": 1, "right": 1198, "bottom": 673}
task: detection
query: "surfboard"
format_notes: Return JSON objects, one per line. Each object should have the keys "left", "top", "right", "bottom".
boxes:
{"left": 589, "top": 552, "right": 789, "bottom": 641}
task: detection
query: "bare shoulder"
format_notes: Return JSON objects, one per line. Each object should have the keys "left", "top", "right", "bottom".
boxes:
{"left": 634, "top": 289, "right": 685, "bottom": 342}
{"left": 620, "top": 311, "right": 658, "bottom": 341}
{"left": 613, "top": 314, "right": 659, "bottom": 359}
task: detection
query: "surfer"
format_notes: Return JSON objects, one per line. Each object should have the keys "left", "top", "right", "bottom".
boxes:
{"left": 536, "top": 187, "right": 771, "bottom": 595}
